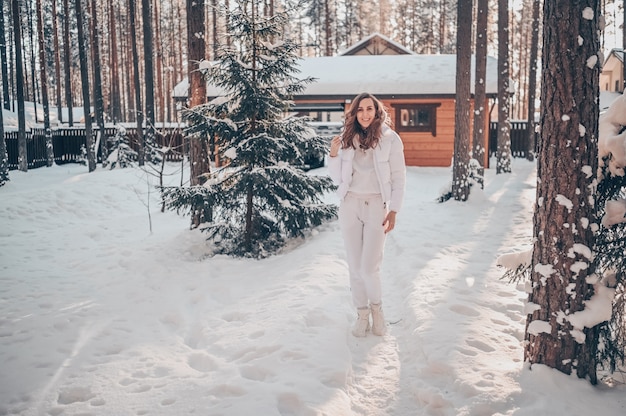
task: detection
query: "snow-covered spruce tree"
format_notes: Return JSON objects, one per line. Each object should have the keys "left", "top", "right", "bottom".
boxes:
{"left": 105, "top": 125, "right": 138, "bottom": 169}
{"left": 161, "top": 0, "right": 336, "bottom": 258}
{"left": 593, "top": 92, "right": 626, "bottom": 373}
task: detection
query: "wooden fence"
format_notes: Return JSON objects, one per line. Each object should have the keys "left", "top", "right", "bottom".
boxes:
{"left": 489, "top": 120, "right": 535, "bottom": 158}
{"left": 4, "top": 126, "right": 186, "bottom": 170}
{"left": 5, "top": 122, "right": 533, "bottom": 170}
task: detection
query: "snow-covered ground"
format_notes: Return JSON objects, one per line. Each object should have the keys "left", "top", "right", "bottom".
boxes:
{"left": 1, "top": 159, "right": 625, "bottom": 415}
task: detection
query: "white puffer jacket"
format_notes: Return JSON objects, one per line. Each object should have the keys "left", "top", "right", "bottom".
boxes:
{"left": 328, "top": 125, "right": 406, "bottom": 213}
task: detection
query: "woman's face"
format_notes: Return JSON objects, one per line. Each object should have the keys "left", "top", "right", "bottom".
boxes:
{"left": 356, "top": 98, "right": 376, "bottom": 129}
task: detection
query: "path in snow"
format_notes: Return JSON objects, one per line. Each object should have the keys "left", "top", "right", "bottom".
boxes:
{"left": 342, "top": 163, "right": 537, "bottom": 415}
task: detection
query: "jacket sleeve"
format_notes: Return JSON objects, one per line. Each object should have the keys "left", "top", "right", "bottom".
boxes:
{"left": 328, "top": 151, "right": 342, "bottom": 185}
{"left": 388, "top": 132, "right": 406, "bottom": 213}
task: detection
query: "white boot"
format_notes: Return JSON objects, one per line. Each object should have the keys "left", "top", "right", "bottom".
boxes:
{"left": 370, "top": 303, "right": 386, "bottom": 336}
{"left": 352, "top": 307, "right": 371, "bottom": 337}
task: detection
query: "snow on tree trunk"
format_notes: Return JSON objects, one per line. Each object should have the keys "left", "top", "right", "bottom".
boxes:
{"left": 0, "top": 3, "right": 9, "bottom": 111}
{"left": 526, "top": 0, "right": 540, "bottom": 162}
{"left": 0, "top": 84, "right": 7, "bottom": 186}
{"left": 472, "top": 0, "right": 488, "bottom": 186}
{"left": 452, "top": 0, "right": 472, "bottom": 201}
{"left": 525, "top": 0, "right": 601, "bottom": 384}
{"left": 496, "top": 0, "right": 511, "bottom": 174}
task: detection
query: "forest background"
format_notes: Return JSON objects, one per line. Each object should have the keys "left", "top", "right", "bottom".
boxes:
{"left": 1, "top": 0, "right": 624, "bottom": 132}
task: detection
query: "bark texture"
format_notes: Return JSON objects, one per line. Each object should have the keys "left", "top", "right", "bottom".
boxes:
{"left": 526, "top": 0, "right": 601, "bottom": 384}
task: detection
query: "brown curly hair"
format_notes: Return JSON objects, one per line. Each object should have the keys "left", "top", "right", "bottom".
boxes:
{"left": 341, "top": 92, "right": 390, "bottom": 150}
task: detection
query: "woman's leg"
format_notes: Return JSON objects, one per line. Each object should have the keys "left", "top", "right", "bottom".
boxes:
{"left": 339, "top": 195, "right": 368, "bottom": 309}
{"left": 360, "top": 198, "right": 387, "bottom": 305}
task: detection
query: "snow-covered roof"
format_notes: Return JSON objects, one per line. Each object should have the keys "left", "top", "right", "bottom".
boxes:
{"left": 173, "top": 77, "right": 190, "bottom": 100}
{"left": 173, "top": 54, "right": 500, "bottom": 100}
{"left": 338, "top": 32, "right": 416, "bottom": 56}
{"left": 607, "top": 48, "right": 624, "bottom": 63}
{"left": 291, "top": 54, "right": 499, "bottom": 97}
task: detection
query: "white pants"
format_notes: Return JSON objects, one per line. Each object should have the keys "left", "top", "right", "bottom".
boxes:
{"left": 339, "top": 193, "right": 388, "bottom": 309}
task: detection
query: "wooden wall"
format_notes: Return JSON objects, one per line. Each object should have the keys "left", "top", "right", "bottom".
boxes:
{"left": 383, "top": 98, "right": 453, "bottom": 167}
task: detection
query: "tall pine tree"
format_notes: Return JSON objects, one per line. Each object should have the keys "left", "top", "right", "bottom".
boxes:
{"left": 0, "top": 87, "right": 7, "bottom": 186}
{"left": 162, "top": 0, "right": 336, "bottom": 258}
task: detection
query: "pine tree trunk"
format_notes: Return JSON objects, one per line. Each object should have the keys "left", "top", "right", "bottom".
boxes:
{"left": 452, "top": 0, "right": 472, "bottom": 201}
{"left": 142, "top": 0, "right": 156, "bottom": 159}
{"left": 62, "top": 0, "right": 74, "bottom": 126}
{"left": 187, "top": 0, "right": 208, "bottom": 177}
{"left": 0, "top": 99, "right": 7, "bottom": 183}
{"left": 525, "top": 0, "right": 601, "bottom": 385}
{"left": 324, "top": 0, "right": 332, "bottom": 56}
{"left": 75, "top": 0, "right": 96, "bottom": 172}
{"left": 225, "top": 0, "right": 231, "bottom": 48}
{"left": 187, "top": 0, "right": 209, "bottom": 227}
{"left": 177, "top": 0, "right": 185, "bottom": 80}
{"left": 52, "top": 0, "right": 63, "bottom": 123}
{"left": 26, "top": 0, "right": 39, "bottom": 122}
{"left": 108, "top": 1, "right": 122, "bottom": 123}
{"left": 526, "top": 0, "right": 540, "bottom": 161}
{"left": 472, "top": 0, "right": 488, "bottom": 182}
{"left": 90, "top": 0, "right": 107, "bottom": 164}
{"left": 122, "top": 11, "right": 134, "bottom": 123}
{"left": 129, "top": 0, "right": 144, "bottom": 164}
{"left": 623, "top": 4, "right": 626, "bottom": 92}
{"left": 514, "top": 2, "right": 528, "bottom": 120}
{"left": 211, "top": 0, "right": 219, "bottom": 59}
{"left": 12, "top": 0, "right": 28, "bottom": 172}
{"left": 36, "top": 0, "right": 53, "bottom": 167}
{"left": 439, "top": 0, "right": 447, "bottom": 53}
{"left": 496, "top": 0, "right": 511, "bottom": 174}
{"left": 153, "top": 0, "right": 165, "bottom": 124}
{"left": 0, "top": 3, "right": 10, "bottom": 110}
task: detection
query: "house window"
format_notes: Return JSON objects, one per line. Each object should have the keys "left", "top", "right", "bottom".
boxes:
{"left": 392, "top": 104, "right": 441, "bottom": 136}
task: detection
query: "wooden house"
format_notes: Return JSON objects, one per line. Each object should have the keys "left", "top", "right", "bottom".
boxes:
{"left": 600, "top": 48, "right": 624, "bottom": 93}
{"left": 173, "top": 34, "right": 500, "bottom": 167}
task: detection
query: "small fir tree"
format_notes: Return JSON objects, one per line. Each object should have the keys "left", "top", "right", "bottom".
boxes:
{"left": 594, "top": 162, "right": 626, "bottom": 373}
{"left": 162, "top": 0, "right": 336, "bottom": 258}
{"left": 105, "top": 125, "right": 138, "bottom": 169}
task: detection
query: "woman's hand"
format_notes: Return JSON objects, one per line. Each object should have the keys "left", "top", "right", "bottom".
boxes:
{"left": 329, "top": 136, "right": 342, "bottom": 157}
{"left": 383, "top": 211, "right": 397, "bottom": 233}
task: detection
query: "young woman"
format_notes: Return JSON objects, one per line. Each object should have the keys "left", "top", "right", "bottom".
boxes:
{"left": 328, "top": 92, "right": 406, "bottom": 337}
